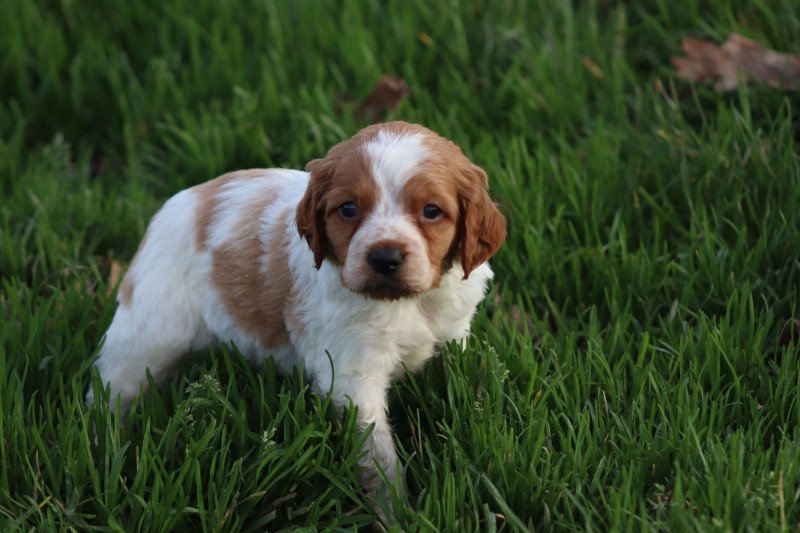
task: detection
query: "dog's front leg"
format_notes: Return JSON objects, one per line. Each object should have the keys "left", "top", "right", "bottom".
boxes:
{"left": 311, "top": 357, "right": 400, "bottom": 489}
{"left": 356, "top": 398, "right": 399, "bottom": 489}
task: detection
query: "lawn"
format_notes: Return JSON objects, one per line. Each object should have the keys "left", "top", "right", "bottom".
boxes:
{"left": 2, "top": 0, "right": 800, "bottom": 530}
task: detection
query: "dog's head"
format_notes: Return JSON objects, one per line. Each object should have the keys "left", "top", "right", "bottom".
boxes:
{"left": 296, "top": 121, "right": 506, "bottom": 299}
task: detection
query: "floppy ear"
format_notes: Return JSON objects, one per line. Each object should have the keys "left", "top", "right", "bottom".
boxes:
{"left": 458, "top": 165, "right": 507, "bottom": 278}
{"left": 296, "top": 157, "right": 334, "bottom": 269}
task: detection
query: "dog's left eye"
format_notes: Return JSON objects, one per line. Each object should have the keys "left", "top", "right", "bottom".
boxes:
{"left": 339, "top": 201, "right": 358, "bottom": 219}
{"left": 422, "top": 204, "right": 443, "bottom": 220}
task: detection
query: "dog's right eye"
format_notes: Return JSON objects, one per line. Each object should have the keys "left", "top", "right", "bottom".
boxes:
{"left": 339, "top": 201, "right": 358, "bottom": 219}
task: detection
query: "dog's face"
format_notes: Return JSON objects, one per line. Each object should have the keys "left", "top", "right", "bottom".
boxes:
{"left": 296, "top": 122, "right": 506, "bottom": 299}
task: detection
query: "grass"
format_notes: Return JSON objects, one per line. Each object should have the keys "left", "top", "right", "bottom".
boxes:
{"left": 1, "top": 0, "right": 800, "bottom": 530}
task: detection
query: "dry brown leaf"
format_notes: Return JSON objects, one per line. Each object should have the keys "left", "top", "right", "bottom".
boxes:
{"left": 672, "top": 34, "right": 800, "bottom": 92}
{"left": 354, "top": 75, "right": 409, "bottom": 123}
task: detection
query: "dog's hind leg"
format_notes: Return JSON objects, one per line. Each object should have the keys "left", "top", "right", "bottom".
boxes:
{"left": 86, "top": 298, "right": 211, "bottom": 409}
{"left": 86, "top": 190, "right": 213, "bottom": 409}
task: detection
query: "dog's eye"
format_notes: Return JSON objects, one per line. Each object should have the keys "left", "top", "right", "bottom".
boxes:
{"left": 422, "top": 204, "right": 443, "bottom": 220}
{"left": 339, "top": 201, "right": 358, "bottom": 219}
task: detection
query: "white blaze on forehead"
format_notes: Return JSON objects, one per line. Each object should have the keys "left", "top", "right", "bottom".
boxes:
{"left": 365, "top": 131, "right": 429, "bottom": 214}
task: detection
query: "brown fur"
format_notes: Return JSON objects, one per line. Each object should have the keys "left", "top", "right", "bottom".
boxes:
{"left": 123, "top": 170, "right": 270, "bottom": 308}
{"left": 210, "top": 191, "right": 291, "bottom": 349}
{"left": 418, "top": 132, "right": 506, "bottom": 278}
{"left": 404, "top": 174, "right": 460, "bottom": 284}
{"left": 454, "top": 164, "right": 506, "bottom": 278}
{"left": 194, "top": 169, "right": 270, "bottom": 250}
{"left": 297, "top": 135, "right": 378, "bottom": 268}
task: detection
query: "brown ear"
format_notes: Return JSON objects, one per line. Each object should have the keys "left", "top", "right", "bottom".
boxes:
{"left": 296, "top": 157, "right": 334, "bottom": 269}
{"left": 458, "top": 165, "right": 506, "bottom": 278}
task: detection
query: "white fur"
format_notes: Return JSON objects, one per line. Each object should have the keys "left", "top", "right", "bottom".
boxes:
{"left": 88, "top": 139, "right": 494, "bottom": 496}
{"left": 366, "top": 130, "right": 429, "bottom": 207}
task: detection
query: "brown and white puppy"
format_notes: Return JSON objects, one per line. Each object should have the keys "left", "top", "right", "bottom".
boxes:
{"left": 87, "top": 121, "right": 506, "bottom": 496}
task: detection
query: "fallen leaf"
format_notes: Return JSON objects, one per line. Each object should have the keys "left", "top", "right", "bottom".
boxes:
{"left": 354, "top": 75, "right": 409, "bottom": 123}
{"left": 672, "top": 34, "right": 800, "bottom": 92}
{"left": 418, "top": 32, "right": 434, "bottom": 46}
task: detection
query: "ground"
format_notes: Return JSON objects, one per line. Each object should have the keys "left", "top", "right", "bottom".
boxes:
{"left": 1, "top": 0, "right": 799, "bottom": 530}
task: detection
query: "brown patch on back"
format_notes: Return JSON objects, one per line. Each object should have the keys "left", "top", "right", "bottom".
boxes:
{"left": 194, "top": 169, "right": 270, "bottom": 250}
{"left": 211, "top": 192, "right": 292, "bottom": 349}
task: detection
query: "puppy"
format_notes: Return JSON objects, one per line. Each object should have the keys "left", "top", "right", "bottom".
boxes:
{"left": 87, "top": 121, "right": 506, "bottom": 493}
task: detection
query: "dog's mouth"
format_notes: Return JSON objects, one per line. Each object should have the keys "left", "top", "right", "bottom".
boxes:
{"left": 345, "top": 276, "right": 422, "bottom": 301}
{"left": 363, "top": 284, "right": 420, "bottom": 300}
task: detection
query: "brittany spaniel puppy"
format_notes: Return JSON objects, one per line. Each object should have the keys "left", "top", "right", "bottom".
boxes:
{"left": 87, "top": 121, "right": 506, "bottom": 493}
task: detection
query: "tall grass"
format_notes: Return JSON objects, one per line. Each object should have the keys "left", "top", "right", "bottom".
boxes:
{"left": 1, "top": 0, "right": 799, "bottom": 529}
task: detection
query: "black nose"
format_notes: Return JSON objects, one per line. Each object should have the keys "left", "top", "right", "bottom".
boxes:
{"left": 368, "top": 248, "right": 403, "bottom": 275}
